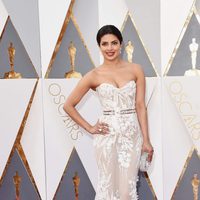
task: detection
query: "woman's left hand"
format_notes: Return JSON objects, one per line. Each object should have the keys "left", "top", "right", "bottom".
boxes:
{"left": 142, "top": 141, "right": 154, "bottom": 162}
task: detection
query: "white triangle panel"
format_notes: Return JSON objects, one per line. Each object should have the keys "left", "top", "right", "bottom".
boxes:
{"left": 98, "top": 0, "right": 128, "bottom": 31}
{"left": 0, "top": 0, "right": 8, "bottom": 35}
{"left": 2, "top": 0, "right": 41, "bottom": 76}
{"left": 161, "top": 0, "right": 194, "bottom": 73}
{"left": 47, "top": 78, "right": 102, "bottom": 190}
{"left": 165, "top": 77, "right": 200, "bottom": 153}
{"left": 21, "top": 79, "right": 46, "bottom": 200}
{"left": 162, "top": 78, "right": 193, "bottom": 199}
{"left": 0, "top": 79, "right": 37, "bottom": 178}
{"left": 43, "top": 79, "right": 74, "bottom": 200}
{"left": 146, "top": 78, "right": 163, "bottom": 200}
{"left": 38, "top": 0, "right": 71, "bottom": 77}
{"left": 146, "top": 77, "right": 158, "bottom": 106}
{"left": 73, "top": 0, "right": 100, "bottom": 66}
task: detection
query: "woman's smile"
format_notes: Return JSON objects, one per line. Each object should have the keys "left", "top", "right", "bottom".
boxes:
{"left": 106, "top": 51, "right": 115, "bottom": 56}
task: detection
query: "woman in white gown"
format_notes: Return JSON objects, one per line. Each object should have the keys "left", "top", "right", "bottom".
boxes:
{"left": 63, "top": 25, "right": 153, "bottom": 200}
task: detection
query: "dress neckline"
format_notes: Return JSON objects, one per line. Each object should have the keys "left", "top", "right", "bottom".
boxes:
{"left": 95, "top": 79, "right": 136, "bottom": 91}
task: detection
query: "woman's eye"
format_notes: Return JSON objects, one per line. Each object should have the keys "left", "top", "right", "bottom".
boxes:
{"left": 112, "top": 41, "right": 118, "bottom": 45}
{"left": 101, "top": 42, "right": 107, "bottom": 46}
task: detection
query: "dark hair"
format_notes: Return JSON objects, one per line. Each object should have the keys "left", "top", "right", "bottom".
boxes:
{"left": 96, "top": 25, "right": 123, "bottom": 46}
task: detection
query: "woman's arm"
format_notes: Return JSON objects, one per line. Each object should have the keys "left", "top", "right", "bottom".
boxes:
{"left": 134, "top": 65, "right": 153, "bottom": 160}
{"left": 63, "top": 71, "right": 109, "bottom": 135}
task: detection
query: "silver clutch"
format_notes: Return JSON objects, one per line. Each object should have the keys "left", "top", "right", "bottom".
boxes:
{"left": 139, "top": 152, "right": 150, "bottom": 171}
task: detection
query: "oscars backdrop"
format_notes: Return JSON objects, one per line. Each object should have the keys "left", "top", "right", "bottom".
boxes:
{"left": 0, "top": 0, "right": 199, "bottom": 199}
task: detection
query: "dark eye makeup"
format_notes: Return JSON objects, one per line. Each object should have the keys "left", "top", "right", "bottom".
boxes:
{"left": 101, "top": 42, "right": 108, "bottom": 46}
{"left": 112, "top": 40, "right": 118, "bottom": 45}
{"left": 101, "top": 40, "right": 119, "bottom": 46}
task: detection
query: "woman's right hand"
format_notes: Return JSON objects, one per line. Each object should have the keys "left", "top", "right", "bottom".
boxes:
{"left": 89, "top": 120, "right": 109, "bottom": 135}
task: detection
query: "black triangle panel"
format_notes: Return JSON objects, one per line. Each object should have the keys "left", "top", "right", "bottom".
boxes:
{"left": 0, "top": 149, "right": 40, "bottom": 200}
{"left": 173, "top": 149, "right": 200, "bottom": 200}
{"left": 122, "top": 15, "right": 157, "bottom": 77}
{"left": 137, "top": 171, "right": 156, "bottom": 199}
{"left": 54, "top": 148, "right": 95, "bottom": 200}
{"left": 0, "top": 18, "right": 38, "bottom": 78}
{"left": 48, "top": 18, "right": 94, "bottom": 78}
{"left": 167, "top": 14, "right": 200, "bottom": 76}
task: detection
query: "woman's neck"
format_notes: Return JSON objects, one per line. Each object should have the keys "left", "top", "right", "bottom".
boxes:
{"left": 103, "top": 58, "right": 122, "bottom": 68}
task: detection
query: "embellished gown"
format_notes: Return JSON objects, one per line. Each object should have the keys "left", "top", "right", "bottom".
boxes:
{"left": 93, "top": 80, "right": 143, "bottom": 200}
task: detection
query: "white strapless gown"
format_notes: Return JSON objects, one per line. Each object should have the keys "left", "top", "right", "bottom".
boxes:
{"left": 93, "top": 80, "right": 143, "bottom": 200}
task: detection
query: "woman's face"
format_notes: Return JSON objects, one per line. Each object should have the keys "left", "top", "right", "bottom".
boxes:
{"left": 99, "top": 34, "right": 121, "bottom": 61}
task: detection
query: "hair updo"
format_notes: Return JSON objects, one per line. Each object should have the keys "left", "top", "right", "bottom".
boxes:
{"left": 96, "top": 25, "right": 123, "bottom": 46}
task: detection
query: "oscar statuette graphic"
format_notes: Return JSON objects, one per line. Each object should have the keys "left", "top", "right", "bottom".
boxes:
{"left": 184, "top": 38, "right": 200, "bottom": 76}
{"left": 13, "top": 171, "right": 22, "bottom": 200}
{"left": 4, "top": 42, "right": 22, "bottom": 79}
{"left": 125, "top": 40, "right": 134, "bottom": 63}
{"left": 65, "top": 41, "right": 82, "bottom": 78}
{"left": 191, "top": 174, "right": 199, "bottom": 200}
{"left": 72, "top": 171, "right": 80, "bottom": 200}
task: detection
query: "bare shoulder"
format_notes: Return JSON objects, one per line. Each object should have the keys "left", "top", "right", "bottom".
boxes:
{"left": 125, "top": 62, "right": 143, "bottom": 74}
{"left": 78, "top": 68, "right": 99, "bottom": 88}
{"left": 126, "top": 62, "right": 143, "bottom": 72}
{"left": 134, "top": 63, "right": 143, "bottom": 71}
{"left": 123, "top": 62, "right": 145, "bottom": 82}
{"left": 83, "top": 68, "right": 97, "bottom": 78}
{"left": 81, "top": 68, "right": 96, "bottom": 81}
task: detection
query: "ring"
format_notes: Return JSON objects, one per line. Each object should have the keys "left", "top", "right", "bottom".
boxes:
{"left": 98, "top": 128, "right": 102, "bottom": 132}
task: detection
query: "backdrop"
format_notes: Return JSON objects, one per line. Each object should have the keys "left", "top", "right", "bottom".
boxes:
{"left": 0, "top": 0, "right": 199, "bottom": 199}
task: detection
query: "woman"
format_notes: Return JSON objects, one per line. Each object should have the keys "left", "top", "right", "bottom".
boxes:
{"left": 63, "top": 25, "right": 153, "bottom": 200}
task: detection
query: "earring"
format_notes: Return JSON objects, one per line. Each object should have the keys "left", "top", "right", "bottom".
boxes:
{"left": 119, "top": 48, "right": 122, "bottom": 54}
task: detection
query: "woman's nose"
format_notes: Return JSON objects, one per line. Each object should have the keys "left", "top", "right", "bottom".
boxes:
{"left": 107, "top": 43, "right": 113, "bottom": 50}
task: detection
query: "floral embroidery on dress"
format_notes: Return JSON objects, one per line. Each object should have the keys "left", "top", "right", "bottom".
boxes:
{"left": 117, "top": 135, "right": 134, "bottom": 169}
{"left": 118, "top": 150, "right": 131, "bottom": 168}
{"left": 96, "top": 173, "right": 111, "bottom": 199}
{"left": 129, "top": 176, "right": 139, "bottom": 200}
{"left": 112, "top": 190, "right": 120, "bottom": 200}
{"left": 94, "top": 80, "right": 142, "bottom": 200}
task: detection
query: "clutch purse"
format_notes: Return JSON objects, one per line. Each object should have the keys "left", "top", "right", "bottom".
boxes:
{"left": 139, "top": 152, "right": 150, "bottom": 172}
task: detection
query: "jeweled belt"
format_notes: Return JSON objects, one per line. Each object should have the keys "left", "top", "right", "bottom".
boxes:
{"left": 103, "top": 108, "right": 136, "bottom": 115}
